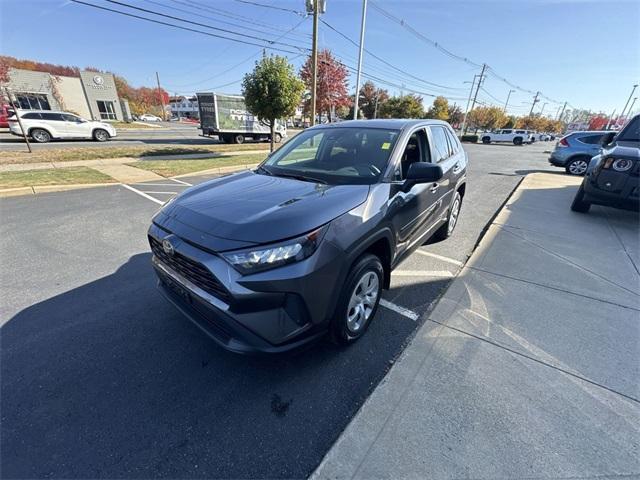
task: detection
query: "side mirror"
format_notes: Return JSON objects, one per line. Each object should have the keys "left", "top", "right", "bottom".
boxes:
{"left": 600, "top": 131, "right": 616, "bottom": 146}
{"left": 402, "top": 163, "right": 443, "bottom": 192}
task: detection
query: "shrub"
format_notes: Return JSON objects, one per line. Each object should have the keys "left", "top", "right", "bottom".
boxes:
{"left": 460, "top": 135, "right": 478, "bottom": 143}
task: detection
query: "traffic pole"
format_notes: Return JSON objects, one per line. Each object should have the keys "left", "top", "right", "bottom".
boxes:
{"left": 352, "top": 0, "right": 367, "bottom": 120}
{"left": 310, "top": 0, "right": 319, "bottom": 126}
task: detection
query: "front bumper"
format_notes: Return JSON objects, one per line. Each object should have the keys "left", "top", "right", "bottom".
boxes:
{"left": 583, "top": 167, "right": 640, "bottom": 211}
{"left": 148, "top": 223, "right": 345, "bottom": 353}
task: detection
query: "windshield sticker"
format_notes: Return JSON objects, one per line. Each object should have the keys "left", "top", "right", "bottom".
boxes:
{"left": 381, "top": 142, "right": 391, "bottom": 150}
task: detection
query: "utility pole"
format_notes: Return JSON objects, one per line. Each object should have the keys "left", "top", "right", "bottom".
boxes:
{"left": 503, "top": 89, "right": 515, "bottom": 113}
{"left": 626, "top": 97, "right": 638, "bottom": 120}
{"left": 556, "top": 101, "right": 567, "bottom": 121}
{"left": 540, "top": 102, "right": 548, "bottom": 116}
{"left": 310, "top": 0, "right": 320, "bottom": 126}
{"left": 156, "top": 71, "right": 166, "bottom": 121}
{"left": 528, "top": 91, "right": 540, "bottom": 117}
{"left": 619, "top": 84, "right": 638, "bottom": 120}
{"left": 464, "top": 63, "right": 486, "bottom": 134}
{"left": 373, "top": 92, "right": 379, "bottom": 119}
{"left": 460, "top": 74, "right": 478, "bottom": 136}
{"left": 3, "top": 87, "right": 31, "bottom": 153}
{"left": 353, "top": 0, "right": 367, "bottom": 120}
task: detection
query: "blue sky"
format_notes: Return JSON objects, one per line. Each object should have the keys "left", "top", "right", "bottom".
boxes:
{"left": 2, "top": 0, "right": 639, "bottom": 117}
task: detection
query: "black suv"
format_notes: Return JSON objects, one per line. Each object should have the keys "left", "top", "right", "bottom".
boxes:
{"left": 148, "top": 120, "right": 467, "bottom": 353}
{"left": 571, "top": 114, "right": 639, "bottom": 213}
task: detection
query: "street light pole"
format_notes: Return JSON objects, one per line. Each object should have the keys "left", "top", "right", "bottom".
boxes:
{"left": 310, "top": 0, "right": 320, "bottom": 126}
{"left": 619, "top": 84, "right": 638, "bottom": 120}
{"left": 503, "top": 89, "right": 515, "bottom": 113}
{"left": 353, "top": 0, "right": 367, "bottom": 120}
{"left": 557, "top": 101, "right": 567, "bottom": 121}
{"left": 626, "top": 97, "right": 638, "bottom": 120}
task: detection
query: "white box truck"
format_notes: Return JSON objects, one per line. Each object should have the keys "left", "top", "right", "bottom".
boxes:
{"left": 196, "top": 92, "right": 287, "bottom": 144}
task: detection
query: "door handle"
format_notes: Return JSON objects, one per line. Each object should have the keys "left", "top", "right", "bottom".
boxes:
{"left": 430, "top": 183, "right": 439, "bottom": 193}
{"left": 452, "top": 163, "right": 462, "bottom": 174}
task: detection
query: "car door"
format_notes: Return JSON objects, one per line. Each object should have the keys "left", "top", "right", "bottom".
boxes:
{"left": 39, "top": 112, "right": 67, "bottom": 137}
{"left": 62, "top": 114, "right": 90, "bottom": 138}
{"left": 428, "top": 125, "right": 462, "bottom": 220}
{"left": 388, "top": 127, "right": 441, "bottom": 253}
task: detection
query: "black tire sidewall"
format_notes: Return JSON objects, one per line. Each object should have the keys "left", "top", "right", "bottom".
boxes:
{"left": 31, "top": 129, "right": 50, "bottom": 143}
{"left": 235, "top": 134, "right": 244, "bottom": 144}
{"left": 331, "top": 254, "right": 383, "bottom": 344}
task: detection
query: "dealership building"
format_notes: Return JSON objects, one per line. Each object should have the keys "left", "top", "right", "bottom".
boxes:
{"left": 2, "top": 68, "right": 130, "bottom": 121}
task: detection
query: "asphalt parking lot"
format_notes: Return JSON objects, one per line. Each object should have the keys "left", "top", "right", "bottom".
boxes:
{"left": 2, "top": 142, "right": 557, "bottom": 478}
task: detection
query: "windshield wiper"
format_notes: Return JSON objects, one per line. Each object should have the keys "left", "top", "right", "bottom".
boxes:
{"left": 255, "top": 165, "right": 273, "bottom": 176}
{"left": 273, "top": 172, "right": 328, "bottom": 184}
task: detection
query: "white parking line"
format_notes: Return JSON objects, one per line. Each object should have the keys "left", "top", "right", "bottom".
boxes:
{"left": 379, "top": 299, "right": 420, "bottom": 321}
{"left": 170, "top": 178, "right": 193, "bottom": 186}
{"left": 131, "top": 183, "right": 181, "bottom": 187}
{"left": 415, "top": 249, "right": 464, "bottom": 266}
{"left": 392, "top": 270, "right": 453, "bottom": 278}
{"left": 140, "top": 191, "right": 179, "bottom": 195}
{"left": 120, "top": 184, "right": 164, "bottom": 205}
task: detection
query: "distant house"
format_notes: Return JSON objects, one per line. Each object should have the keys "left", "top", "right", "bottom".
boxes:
{"left": 168, "top": 95, "right": 199, "bottom": 119}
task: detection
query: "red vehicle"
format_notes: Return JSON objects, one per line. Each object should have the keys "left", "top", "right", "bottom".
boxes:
{"left": 0, "top": 104, "right": 12, "bottom": 128}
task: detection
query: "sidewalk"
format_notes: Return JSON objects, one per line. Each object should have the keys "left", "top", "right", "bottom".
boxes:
{"left": 313, "top": 173, "right": 640, "bottom": 479}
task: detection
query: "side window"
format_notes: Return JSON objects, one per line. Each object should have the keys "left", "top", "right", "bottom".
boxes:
{"left": 578, "top": 135, "right": 602, "bottom": 145}
{"left": 41, "top": 113, "right": 64, "bottom": 121}
{"left": 62, "top": 114, "right": 79, "bottom": 122}
{"left": 429, "top": 126, "right": 451, "bottom": 163}
{"left": 618, "top": 116, "right": 639, "bottom": 142}
{"left": 444, "top": 128, "right": 459, "bottom": 155}
{"left": 22, "top": 112, "right": 42, "bottom": 120}
{"left": 395, "top": 129, "right": 428, "bottom": 180}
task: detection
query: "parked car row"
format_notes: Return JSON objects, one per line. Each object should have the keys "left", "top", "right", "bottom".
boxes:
{"left": 480, "top": 129, "right": 554, "bottom": 145}
{"left": 7, "top": 109, "right": 117, "bottom": 143}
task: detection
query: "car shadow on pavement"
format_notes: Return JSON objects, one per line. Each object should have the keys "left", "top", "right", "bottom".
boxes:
{"left": 1, "top": 252, "right": 450, "bottom": 479}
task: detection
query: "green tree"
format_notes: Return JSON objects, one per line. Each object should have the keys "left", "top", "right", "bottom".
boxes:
{"left": 467, "top": 106, "right": 506, "bottom": 132}
{"left": 242, "top": 55, "right": 304, "bottom": 151}
{"left": 425, "top": 96, "right": 449, "bottom": 120}
{"left": 447, "top": 105, "right": 464, "bottom": 127}
{"left": 358, "top": 81, "right": 389, "bottom": 119}
{"left": 380, "top": 94, "right": 424, "bottom": 119}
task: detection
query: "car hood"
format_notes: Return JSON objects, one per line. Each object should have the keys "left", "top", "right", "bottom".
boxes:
{"left": 606, "top": 142, "right": 640, "bottom": 159}
{"left": 155, "top": 170, "right": 370, "bottom": 250}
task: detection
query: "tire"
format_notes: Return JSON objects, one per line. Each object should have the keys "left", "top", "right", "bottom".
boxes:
{"left": 565, "top": 156, "right": 590, "bottom": 176}
{"left": 513, "top": 137, "right": 523, "bottom": 146}
{"left": 481, "top": 136, "right": 491, "bottom": 144}
{"left": 30, "top": 128, "right": 51, "bottom": 143}
{"left": 234, "top": 134, "right": 245, "bottom": 144}
{"left": 274, "top": 133, "right": 282, "bottom": 144}
{"left": 571, "top": 184, "right": 591, "bottom": 213}
{"left": 93, "top": 129, "right": 109, "bottom": 142}
{"left": 433, "top": 191, "right": 463, "bottom": 241}
{"left": 330, "top": 254, "right": 383, "bottom": 345}
{"left": 218, "top": 134, "right": 226, "bottom": 143}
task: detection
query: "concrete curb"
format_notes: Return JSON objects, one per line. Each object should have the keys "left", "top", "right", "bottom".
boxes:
{"left": 0, "top": 182, "right": 117, "bottom": 198}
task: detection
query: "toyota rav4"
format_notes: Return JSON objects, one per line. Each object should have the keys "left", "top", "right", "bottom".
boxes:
{"left": 148, "top": 120, "right": 468, "bottom": 353}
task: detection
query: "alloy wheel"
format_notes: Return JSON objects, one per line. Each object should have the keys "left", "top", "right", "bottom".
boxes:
{"left": 448, "top": 196, "right": 461, "bottom": 234}
{"left": 346, "top": 271, "right": 379, "bottom": 333}
{"left": 569, "top": 159, "right": 588, "bottom": 175}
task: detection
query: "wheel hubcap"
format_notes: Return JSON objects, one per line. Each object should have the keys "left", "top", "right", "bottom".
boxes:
{"left": 346, "top": 271, "right": 379, "bottom": 333}
{"left": 97, "top": 131, "right": 106, "bottom": 140}
{"left": 569, "top": 160, "right": 588, "bottom": 175}
{"left": 34, "top": 131, "right": 46, "bottom": 141}
{"left": 448, "top": 197, "right": 461, "bottom": 234}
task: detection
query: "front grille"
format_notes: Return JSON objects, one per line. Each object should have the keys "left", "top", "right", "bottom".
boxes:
{"left": 149, "top": 236, "right": 230, "bottom": 302}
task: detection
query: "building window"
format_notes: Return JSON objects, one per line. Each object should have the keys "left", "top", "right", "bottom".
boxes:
{"left": 15, "top": 93, "right": 51, "bottom": 110}
{"left": 97, "top": 100, "right": 117, "bottom": 120}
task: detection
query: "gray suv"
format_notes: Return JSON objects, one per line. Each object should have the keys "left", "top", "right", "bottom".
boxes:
{"left": 148, "top": 120, "right": 467, "bottom": 354}
{"left": 548, "top": 131, "right": 609, "bottom": 175}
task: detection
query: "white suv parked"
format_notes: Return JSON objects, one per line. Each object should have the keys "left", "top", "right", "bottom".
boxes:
{"left": 480, "top": 129, "right": 532, "bottom": 146}
{"left": 8, "top": 110, "right": 117, "bottom": 143}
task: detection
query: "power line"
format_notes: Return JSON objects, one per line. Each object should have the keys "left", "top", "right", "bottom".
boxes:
{"left": 102, "top": 0, "right": 305, "bottom": 51}
{"left": 69, "top": 0, "right": 306, "bottom": 55}
{"left": 320, "top": 18, "right": 467, "bottom": 94}
{"left": 232, "top": 0, "right": 305, "bottom": 15}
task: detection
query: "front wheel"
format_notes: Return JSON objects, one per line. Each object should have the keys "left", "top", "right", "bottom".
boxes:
{"left": 571, "top": 184, "right": 591, "bottom": 213}
{"left": 433, "top": 191, "right": 462, "bottom": 241}
{"left": 513, "top": 137, "right": 523, "bottom": 146}
{"left": 31, "top": 128, "right": 51, "bottom": 143}
{"left": 482, "top": 136, "right": 491, "bottom": 144}
{"left": 331, "top": 254, "right": 383, "bottom": 345}
{"left": 93, "top": 129, "right": 109, "bottom": 142}
{"left": 273, "top": 133, "right": 282, "bottom": 144}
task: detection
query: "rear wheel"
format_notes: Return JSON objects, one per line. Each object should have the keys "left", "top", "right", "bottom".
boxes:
{"left": 31, "top": 128, "right": 51, "bottom": 143}
{"left": 566, "top": 156, "right": 590, "bottom": 176}
{"left": 482, "top": 136, "right": 491, "bottom": 144}
{"left": 330, "top": 254, "right": 383, "bottom": 345}
{"left": 433, "top": 191, "right": 462, "bottom": 241}
{"left": 274, "top": 133, "right": 282, "bottom": 143}
{"left": 571, "top": 184, "right": 591, "bottom": 213}
{"left": 513, "top": 137, "right": 523, "bottom": 146}
{"left": 234, "top": 134, "right": 245, "bottom": 144}
{"left": 93, "top": 129, "right": 109, "bottom": 142}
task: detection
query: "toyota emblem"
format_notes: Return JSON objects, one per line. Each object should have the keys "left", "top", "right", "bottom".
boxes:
{"left": 162, "top": 239, "right": 175, "bottom": 256}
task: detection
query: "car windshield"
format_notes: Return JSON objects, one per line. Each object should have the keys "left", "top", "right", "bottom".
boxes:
{"left": 261, "top": 127, "right": 400, "bottom": 185}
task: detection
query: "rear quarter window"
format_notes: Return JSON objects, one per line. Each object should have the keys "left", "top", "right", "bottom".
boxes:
{"left": 577, "top": 135, "right": 603, "bottom": 145}
{"left": 22, "top": 112, "right": 43, "bottom": 120}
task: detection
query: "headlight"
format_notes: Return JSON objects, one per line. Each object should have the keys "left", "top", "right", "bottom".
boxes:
{"left": 610, "top": 158, "right": 633, "bottom": 172}
{"left": 223, "top": 226, "right": 327, "bottom": 274}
